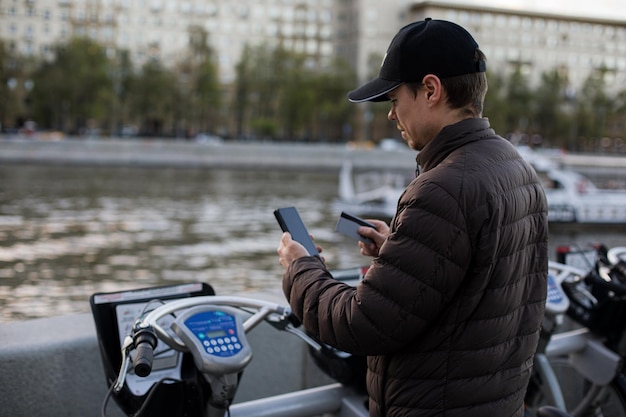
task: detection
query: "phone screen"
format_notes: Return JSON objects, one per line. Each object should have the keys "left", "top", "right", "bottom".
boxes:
{"left": 274, "top": 207, "right": 320, "bottom": 257}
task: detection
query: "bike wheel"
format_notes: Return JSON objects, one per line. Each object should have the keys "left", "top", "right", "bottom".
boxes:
{"left": 526, "top": 356, "right": 626, "bottom": 417}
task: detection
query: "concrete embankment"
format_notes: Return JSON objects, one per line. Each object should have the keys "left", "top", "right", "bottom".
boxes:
{"left": 2, "top": 137, "right": 626, "bottom": 174}
{"left": 0, "top": 138, "right": 418, "bottom": 172}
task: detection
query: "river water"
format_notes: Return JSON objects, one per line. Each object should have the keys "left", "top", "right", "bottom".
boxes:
{"left": 2, "top": 164, "right": 626, "bottom": 322}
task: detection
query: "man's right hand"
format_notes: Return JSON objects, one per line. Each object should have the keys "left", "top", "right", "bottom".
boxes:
{"left": 357, "top": 219, "right": 390, "bottom": 257}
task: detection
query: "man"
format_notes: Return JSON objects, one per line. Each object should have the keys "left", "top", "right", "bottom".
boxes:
{"left": 278, "top": 18, "right": 548, "bottom": 416}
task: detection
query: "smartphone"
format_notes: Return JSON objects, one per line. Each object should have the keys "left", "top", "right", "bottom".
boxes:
{"left": 335, "top": 211, "right": 376, "bottom": 244}
{"left": 274, "top": 207, "right": 320, "bottom": 257}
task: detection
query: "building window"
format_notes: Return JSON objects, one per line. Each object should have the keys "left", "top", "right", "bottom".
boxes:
{"left": 548, "top": 20, "right": 558, "bottom": 31}
{"left": 24, "top": 42, "right": 35, "bottom": 55}
{"left": 320, "top": 25, "right": 331, "bottom": 39}
{"left": 522, "top": 33, "right": 533, "bottom": 46}
{"left": 283, "top": 23, "right": 293, "bottom": 36}
{"left": 306, "top": 39, "right": 317, "bottom": 54}
{"left": 266, "top": 23, "right": 278, "bottom": 36}
{"left": 534, "top": 18, "right": 545, "bottom": 30}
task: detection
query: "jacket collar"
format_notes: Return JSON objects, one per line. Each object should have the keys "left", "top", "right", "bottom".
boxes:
{"left": 416, "top": 118, "right": 494, "bottom": 173}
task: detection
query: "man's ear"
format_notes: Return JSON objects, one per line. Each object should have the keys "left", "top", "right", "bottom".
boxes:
{"left": 422, "top": 74, "right": 442, "bottom": 103}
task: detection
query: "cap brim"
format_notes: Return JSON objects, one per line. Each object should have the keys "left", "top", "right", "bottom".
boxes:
{"left": 347, "top": 78, "right": 402, "bottom": 103}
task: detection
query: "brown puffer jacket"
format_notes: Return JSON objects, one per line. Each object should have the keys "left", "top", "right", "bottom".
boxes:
{"left": 283, "top": 118, "right": 549, "bottom": 417}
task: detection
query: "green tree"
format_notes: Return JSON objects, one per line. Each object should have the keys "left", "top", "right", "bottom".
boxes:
{"left": 615, "top": 89, "right": 626, "bottom": 115}
{"left": 575, "top": 68, "right": 612, "bottom": 151}
{"left": 233, "top": 45, "right": 356, "bottom": 141}
{"left": 532, "top": 69, "right": 569, "bottom": 147}
{"left": 233, "top": 45, "right": 253, "bottom": 139}
{"left": 30, "top": 37, "right": 111, "bottom": 133}
{"left": 613, "top": 89, "right": 626, "bottom": 141}
{"left": 127, "top": 60, "right": 180, "bottom": 136}
{"left": 311, "top": 57, "right": 357, "bottom": 142}
{"left": 233, "top": 44, "right": 307, "bottom": 140}
{"left": 176, "top": 25, "right": 221, "bottom": 137}
{"left": 0, "top": 41, "right": 10, "bottom": 130}
{"left": 108, "top": 50, "right": 134, "bottom": 136}
{"left": 0, "top": 43, "right": 38, "bottom": 131}
{"left": 365, "top": 52, "right": 390, "bottom": 142}
{"left": 0, "top": 41, "right": 18, "bottom": 130}
{"left": 279, "top": 53, "right": 315, "bottom": 140}
{"left": 484, "top": 72, "right": 508, "bottom": 135}
{"left": 505, "top": 67, "right": 533, "bottom": 137}
{"left": 233, "top": 43, "right": 279, "bottom": 139}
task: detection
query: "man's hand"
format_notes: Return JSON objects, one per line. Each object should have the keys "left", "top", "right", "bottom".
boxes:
{"left": 357, "top": 219, "right": 390, "bottom": 257}
{"left": 277, "top": 232, "right": 323, "bottom": 268}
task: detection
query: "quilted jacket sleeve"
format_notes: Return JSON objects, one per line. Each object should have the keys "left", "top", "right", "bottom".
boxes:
{"left": 283, "top": 176, "right": 472, "bottom": 356}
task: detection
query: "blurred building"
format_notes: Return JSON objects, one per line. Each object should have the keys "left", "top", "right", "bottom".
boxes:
{"left": 0, "top": 0, "right": 336, "bottom": 84}
{"left": 1, "top": 0, "right": 625, "bottom": 92}
{"left": 408, "top": 1, "right": 626, "bottom": 96}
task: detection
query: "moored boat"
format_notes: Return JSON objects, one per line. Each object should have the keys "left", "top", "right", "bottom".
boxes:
{"left": 335, "top": 146, "right": 626, "bottom": 224}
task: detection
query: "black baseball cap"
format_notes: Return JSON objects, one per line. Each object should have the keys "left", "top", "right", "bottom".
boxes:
{"left": 348, "top": 18, "right": 486, "bottom": 103}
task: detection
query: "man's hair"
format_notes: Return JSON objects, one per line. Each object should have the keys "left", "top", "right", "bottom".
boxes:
{"left": 408, "top": 49, "right": 488, "bottom": 117}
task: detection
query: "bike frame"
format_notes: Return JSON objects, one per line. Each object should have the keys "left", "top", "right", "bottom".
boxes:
{"left": 229, "top": 383, "right": 366, "bottom": 417}
{"left": 536, "top": 261, "right": 626, "bottom": 417}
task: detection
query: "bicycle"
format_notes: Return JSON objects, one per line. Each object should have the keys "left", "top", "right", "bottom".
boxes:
{"left": 91, "top": 281, "right": 369, "bottom": 417}
{"left": 558, "top": 243, "right": 626, "bottom": 357}
{"left": 524, "top": 258, "right": 626, "bottom": 417}
{"left": 91, "top": 276, "right": 573, "bottom": 417}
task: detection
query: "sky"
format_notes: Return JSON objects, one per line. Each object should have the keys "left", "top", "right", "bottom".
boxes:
{"left": 438, "top": 0, "right": 626, "bottom": 21}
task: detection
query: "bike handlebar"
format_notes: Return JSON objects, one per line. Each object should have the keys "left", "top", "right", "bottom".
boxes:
{"left": 113, "top": 296, "right": 299, "bottom": 395}
{"left": 140, "top": 296, "right": 292, "bottom": 351}
{"left": 132, "top": 325, "right": 158, "bottom": 377}
{"left": 606, "top": 246, "right": 626, "bottom": 265}
{"left": 548, "top": 261, "right": 587, "bottom": 285}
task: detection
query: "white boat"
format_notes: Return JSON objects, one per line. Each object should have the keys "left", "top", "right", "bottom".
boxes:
{"left": 518, "top": 146, "right": 626, "bottom": 224}
{"left": 335, "top": 147, "right": 626, "bottom": 224}
{"left": 335, "top": 160, "right": 409, "bottom": 219}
